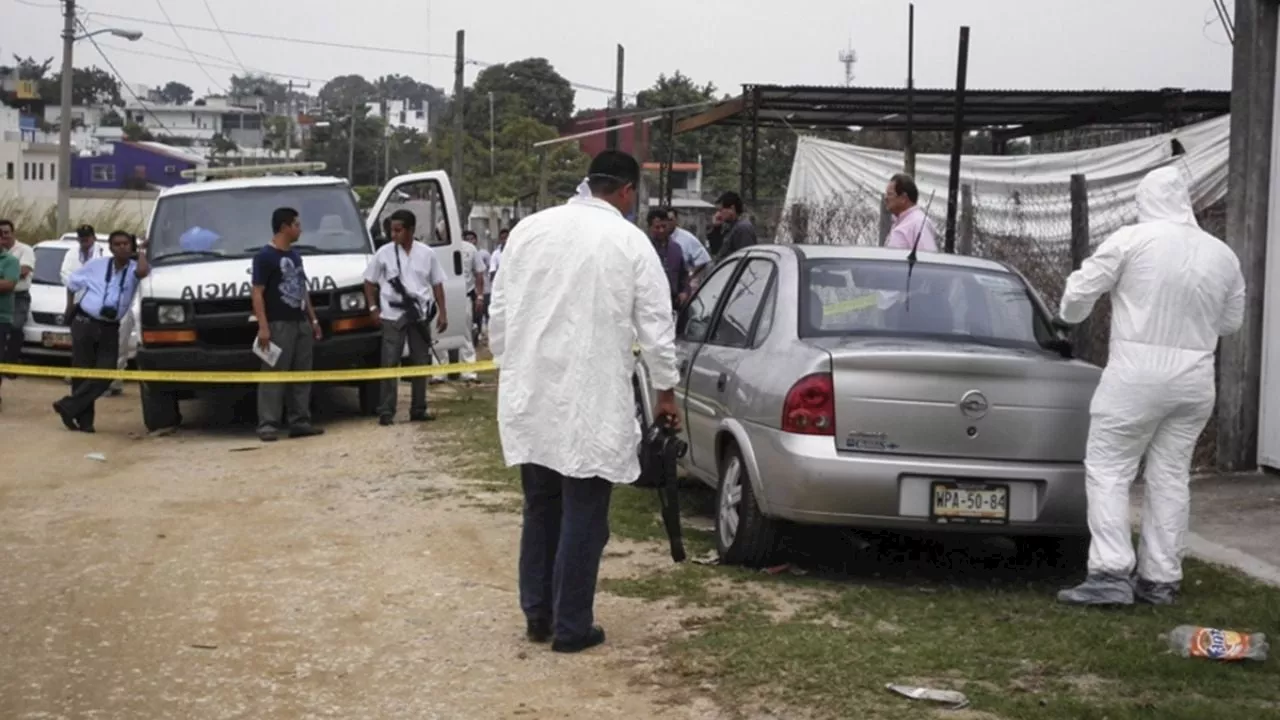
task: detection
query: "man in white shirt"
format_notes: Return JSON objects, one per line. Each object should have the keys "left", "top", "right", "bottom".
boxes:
{"left": 488, "top": 227, "right": 508, "bottom": 283}
{"left": 363, "top": 209, "right": 448, "bottom": 425}
{"left": 468, "top": 230, "right": 492, "bottom": 337}
{"left": 60, "top": 225, "right": 130, "bottom": 395}
{"left": 490, "top": 150, "right": 680, "bottom": 653}
{"left": 0, "top": 219, "right": 35, "bottom": 367}
{"left": 665, "top": 209, "right": 711, "bottom": 288}
{"left": 455, "top": 230, "right": 487, "bottom": 381}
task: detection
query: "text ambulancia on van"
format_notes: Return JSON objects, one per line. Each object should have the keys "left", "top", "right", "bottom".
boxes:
{"left": 135, "top": 162, "right": 471, "bottom": 431}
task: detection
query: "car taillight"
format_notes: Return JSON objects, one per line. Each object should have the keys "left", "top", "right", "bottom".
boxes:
{"left": 782, "top": 372, "right": 835, "bottom": 436}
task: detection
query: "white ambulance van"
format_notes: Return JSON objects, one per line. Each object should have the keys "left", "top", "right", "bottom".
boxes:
{"left": 135, "top": 163, "right": 470, "bottom": 430}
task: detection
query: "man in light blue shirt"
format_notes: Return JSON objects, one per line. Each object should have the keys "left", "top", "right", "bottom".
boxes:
{"left": 666, "top": 209, "right": 711, "bottom": 288}
{"left": 53, "top": 230, "right": 150, "bottom": 433}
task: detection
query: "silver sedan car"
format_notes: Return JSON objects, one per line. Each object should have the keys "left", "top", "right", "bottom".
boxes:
{"left": 636, "top": 245, "right": 1102, "bottom": 567}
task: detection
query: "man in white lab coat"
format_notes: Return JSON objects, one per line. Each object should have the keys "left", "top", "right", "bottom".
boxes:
{"left": 1056, "top": 166, "right": 1246, "bottom": 607}
{"left": 490, "top": 150, "right": 680, "bottom": 653}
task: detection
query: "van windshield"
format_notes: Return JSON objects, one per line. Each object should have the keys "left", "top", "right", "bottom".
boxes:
{"left": 149, "top": 184, "right": 369, "bottom": 262}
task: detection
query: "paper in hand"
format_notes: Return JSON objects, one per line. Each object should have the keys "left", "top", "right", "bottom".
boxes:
{"left": 252, "top": 340, "right": 283, "bottom": 368}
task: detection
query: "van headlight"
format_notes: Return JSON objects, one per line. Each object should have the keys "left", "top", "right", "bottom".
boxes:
{"left": 338, "top": 291, "right": 367, "bottom": 312}
{"left": 156, "top": 304, "right": 187, "bottom": 325}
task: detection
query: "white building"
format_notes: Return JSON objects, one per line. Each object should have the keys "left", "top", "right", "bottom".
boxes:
{"left": 1, "top": 106, "right": 59, "bottom": 201}
{"left": 366, "top": 99, "right": 429, "bottom": 135}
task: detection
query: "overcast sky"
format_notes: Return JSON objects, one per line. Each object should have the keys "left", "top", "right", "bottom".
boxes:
{"left": 3, "top": 0, "right": 1234, "bottom": 108}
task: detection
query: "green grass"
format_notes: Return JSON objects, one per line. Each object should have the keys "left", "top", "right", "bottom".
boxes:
{"left": 429, "top": 382, "right": 1280, "bottom": 720}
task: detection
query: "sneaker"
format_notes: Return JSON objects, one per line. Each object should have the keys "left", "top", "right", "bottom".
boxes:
{"left": 288, "top": 425, "right": 325, "bottom": 439}
{"left": 408, "top": 411, "right": 435, "bottom": 422}
{"left": 1056, "top": 574, "right": 1135, "bottom": 606}
{"left": 379, "top": 415, "right": 394, "bottom": 426}
{"left": 1134, "top": 578, "right": 1179, "bottom": 606}
{"left": 552, "top": 626, "right": 606, "bottom": 654}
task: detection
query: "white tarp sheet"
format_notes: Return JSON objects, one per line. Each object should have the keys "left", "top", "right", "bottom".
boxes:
{"left": 781, "top": 114, "right": 1230, "bottom": 248}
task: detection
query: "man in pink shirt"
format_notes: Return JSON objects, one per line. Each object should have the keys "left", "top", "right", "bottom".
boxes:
{"left": 883, "top": 174, "right": 938, "bottom": 252}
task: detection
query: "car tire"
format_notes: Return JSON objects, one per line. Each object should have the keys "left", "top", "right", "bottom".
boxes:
{"left": 715, "top": 445, "right": 780, "bottom": 567}
{"left": 358, "top": 381, "right": 380, "bottom": 417}
{"left": 140, "top": 384, "right": 180, "bottom": 431}
{"left": 1022, "top": 535, "right": 1090, "bottom": 572}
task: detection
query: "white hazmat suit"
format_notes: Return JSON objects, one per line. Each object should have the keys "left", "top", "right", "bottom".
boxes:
{"left": 1057, "top": 166, "right": 1246, "bottom": 605}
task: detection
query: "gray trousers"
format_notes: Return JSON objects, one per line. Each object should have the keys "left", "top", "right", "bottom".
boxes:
{"left": 378, "top": 315, "right": 431, "bottom": 417}
{"left": 60, "top": 315, "right": 120, "bottom": 427}
{"left": 3, "top": 292, "right": 29, "bottom": 363}
{"left": 257, "top": 320, "right": 314, "bottom": 432}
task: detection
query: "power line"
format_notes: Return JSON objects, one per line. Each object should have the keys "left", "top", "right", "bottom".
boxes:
{"left": 82, "top": 9, "right": 634, "bottom": 97}
{"left": 74, "top": 17, "right": 174, "bottom": 135}
{"left": 152, "top": 0, "right": 228, "bottom": 94}
{"left": 98, "top": 42, "right": 327, "bottom": 84}
{"left": 200, "top": 0, "right": 250, "bottom": 73}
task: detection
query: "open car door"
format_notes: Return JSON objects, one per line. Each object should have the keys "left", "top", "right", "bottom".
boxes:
{"left": 366, "top": 171, "right": 468, "bottom": 353}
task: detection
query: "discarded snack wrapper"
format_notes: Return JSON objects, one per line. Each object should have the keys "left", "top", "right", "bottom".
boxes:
{"left": 886, "top": 684, "right": 970, "bottom": 710}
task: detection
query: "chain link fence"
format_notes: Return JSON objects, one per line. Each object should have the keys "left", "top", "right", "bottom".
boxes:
{"left": 775, "top": 181, "right": 1227, "bottom": 471}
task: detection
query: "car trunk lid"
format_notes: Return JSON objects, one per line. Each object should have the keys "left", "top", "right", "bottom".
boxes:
{"left": 811, "top": 337, "right": 1100, "bottom": 462}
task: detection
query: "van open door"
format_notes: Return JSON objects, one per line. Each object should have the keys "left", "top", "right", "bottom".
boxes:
{"left": 366, "top": 171, "right": 468, "bottom": 353}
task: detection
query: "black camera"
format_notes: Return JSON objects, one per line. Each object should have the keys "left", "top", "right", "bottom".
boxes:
{"left": 100, "top": 306, "right": 118, "bottom": 321}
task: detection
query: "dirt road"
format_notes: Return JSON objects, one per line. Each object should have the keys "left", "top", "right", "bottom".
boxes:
{"left": 0, "top": 379, "right": 723, "bottom": 719}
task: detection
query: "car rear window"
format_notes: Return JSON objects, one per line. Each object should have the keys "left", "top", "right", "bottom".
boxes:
{"left": 801, "top": 258, "right": 1051, "bottom": 348}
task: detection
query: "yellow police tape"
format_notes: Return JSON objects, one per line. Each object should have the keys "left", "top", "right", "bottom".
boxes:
{"left": 0, "top": 360, "right": 498, "bottom": 384}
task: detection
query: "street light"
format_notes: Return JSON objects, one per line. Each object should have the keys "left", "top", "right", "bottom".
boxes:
{"left": 75, "top": 28, "right": 143, "bottom": 42}
{"left": 57, "top": 2, "right": 143, "bottom": 234}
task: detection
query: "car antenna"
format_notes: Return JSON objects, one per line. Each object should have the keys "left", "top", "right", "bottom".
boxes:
{"left": 903, "top": 189, "right": 937, "bottom": 313}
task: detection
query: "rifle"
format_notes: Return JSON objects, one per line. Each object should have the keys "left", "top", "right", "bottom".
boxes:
{"left": 634, "top": 377, "right": 688, "bottom": 563}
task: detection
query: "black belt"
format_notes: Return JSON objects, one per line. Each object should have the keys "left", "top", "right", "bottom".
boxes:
{"left": 15, "top": 290, "right": 30, "bottom": 298}
{"left": 78, "top": 314, "right": 120, "bottom": 326}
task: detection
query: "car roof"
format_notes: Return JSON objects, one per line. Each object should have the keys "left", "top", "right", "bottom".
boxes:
{"left": 158, "top": 174, "right": 350, "bottom": 199}
{"left": 787, "top": 244, "right": 1013, "bottom": 273}
{"left": 37, "top": 238, "right": 108, "bottom": 249}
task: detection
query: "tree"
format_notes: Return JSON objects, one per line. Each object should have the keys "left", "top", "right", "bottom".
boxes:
{"left": 123, "top": 123, "right": 154, "bottom": 142}
{"left": 374, "top": 73, "right": 448, "bottom": 121}
{"left": 211, "top": 133, "right": 238, "bottom": 157}
{"left": 229, "top": 73, "right": 288, "bottom": 112}
{"left": 159, "top": 81, "right": 194, "bottom": 106}
{"left": 38, "top": 66, "right": 123, "bottom": 107}
{"left": 471, "top": 58, "right": 575, "bottom": 129}
{"left": 319, "top": 74, "right": 377, "bottom": 113}
{"left": 636, "top": 71, "right": 740, "bottom": 195}
{"left": 100, "top": 110, "right": 124, "bottom": 127}
{"left": 7, "top": 55, "right": 52, "bottom": 81}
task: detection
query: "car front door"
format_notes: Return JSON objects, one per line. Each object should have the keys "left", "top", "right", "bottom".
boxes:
{"left": 684, "top": 258, "right": 776, "bottom": 476}
{"left": 678, "top": 260, "right": 741, "bottom": 474}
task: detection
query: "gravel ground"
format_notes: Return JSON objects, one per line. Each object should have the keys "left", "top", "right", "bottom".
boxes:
{"left": 0, "top": 378, "right": 726, "bottom": 719}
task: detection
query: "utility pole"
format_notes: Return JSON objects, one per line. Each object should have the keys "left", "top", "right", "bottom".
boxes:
{"left": 383, "top": 98, "right": 393, "bottom": 183}
{"left": 488, "top": 91, "right": 495, "bottom": 176}
{"left": 452, "top": 30, "right": 465, "bottom": 211}
{"left": 56, "top": 0, "right": 76, "bottom": 235}
{"left": 347, "top": 98, "right": 357, "bottom": 183}
{"left": 608, "top": 44, "right": 623, "bottom": 151}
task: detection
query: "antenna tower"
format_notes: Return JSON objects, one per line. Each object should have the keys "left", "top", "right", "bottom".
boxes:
{"left": 838, "top": 41, "right": 858, "bottom": 86}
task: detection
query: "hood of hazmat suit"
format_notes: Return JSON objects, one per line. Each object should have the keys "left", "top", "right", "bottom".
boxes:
{"left": 1056, "top": 165, "right": 1246, "bottom": 590}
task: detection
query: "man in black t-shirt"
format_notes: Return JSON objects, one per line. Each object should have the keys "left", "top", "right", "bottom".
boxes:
{"left": 251, "top": 207, "right": 324, "bottom": 442}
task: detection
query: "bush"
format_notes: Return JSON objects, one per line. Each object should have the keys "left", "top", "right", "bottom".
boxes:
{"left": 0, "top": 195, "right": 144, "bottom": 244}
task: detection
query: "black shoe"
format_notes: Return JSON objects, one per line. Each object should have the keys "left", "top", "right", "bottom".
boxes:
{"left": 52, "top": 401, "right": 77, "bottom": 431}
{"left": 379, "top": 415, "right": 394, "bottom": 426}
{"left": 551, "top": 626, "right": 606, "bottom": 654}
{"left": 527, "top": 619, "right": 552, "bottom": 643}
{"left": 78, "top": 424, "right": 95, "bottom": 434}
{"left": 408, "top": 411, "right": 435, "bottom": 422}
{"left": 288, "top": 425, "right": 325, "bottom": 439}
{"left": 258, "top": 428, "right": 280, "bottom": 442}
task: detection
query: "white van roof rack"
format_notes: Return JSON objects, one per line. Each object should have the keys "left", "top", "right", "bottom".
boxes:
{"left": 181, "top": 162, "right": 328, "bottom": 180}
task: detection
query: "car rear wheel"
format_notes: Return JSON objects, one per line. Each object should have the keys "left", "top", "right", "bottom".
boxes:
{"left": 716, "top": 446, "right": 779, "bottom": 567}
{"left": 140, "top": 384, "right": 180, "bottom": 431}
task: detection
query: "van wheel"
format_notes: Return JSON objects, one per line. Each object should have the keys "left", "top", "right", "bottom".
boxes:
{"left": 141, "top": 384, "right": 180, "bottom": 431}
{"left": 358, "top": 381, "right": 380, "bottom": 416}
{"left": 715, "top": 446, "right": 779, "bottom": 567}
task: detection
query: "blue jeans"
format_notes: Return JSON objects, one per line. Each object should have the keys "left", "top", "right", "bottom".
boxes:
{"left": 518, "top": 464, "right": 613, "bottom": 641}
